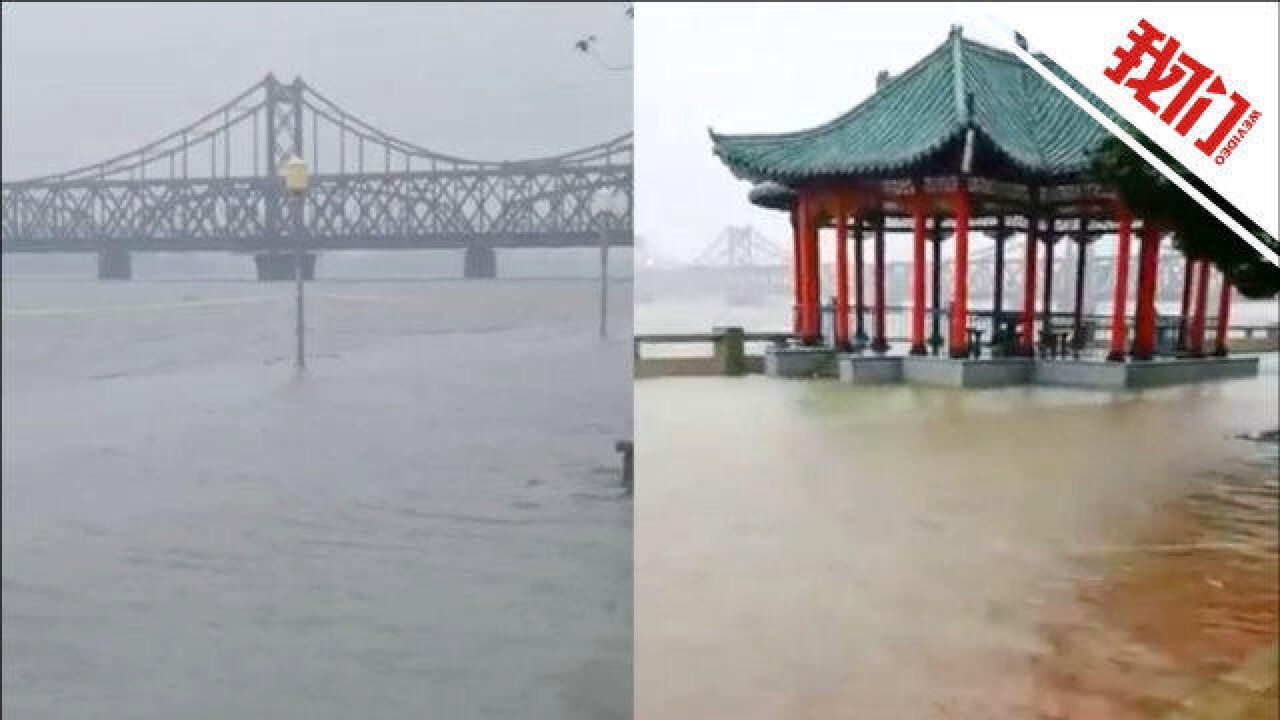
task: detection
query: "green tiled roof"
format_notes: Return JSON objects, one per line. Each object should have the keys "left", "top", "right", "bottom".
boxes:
{"left": 711, "top": 28, "right": 1119, "bottom": 184}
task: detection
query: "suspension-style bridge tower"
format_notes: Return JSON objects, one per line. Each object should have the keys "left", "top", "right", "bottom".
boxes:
{"left": 691, "top": 225, "right": 787, "bottom": 303}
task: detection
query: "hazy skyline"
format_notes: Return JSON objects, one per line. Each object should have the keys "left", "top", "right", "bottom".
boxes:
{"left": 1, "top": 2, "right": 632, "bottom": 180}
{"left": 636, "top": 3, "right": 1024, "bottom": 265}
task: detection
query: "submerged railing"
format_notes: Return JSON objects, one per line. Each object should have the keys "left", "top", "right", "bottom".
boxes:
{"left": 634, "top": 328, "right": 792, "bottom": 378}
{"left": 635, "top": 313, "right": 1279, "bottom": 378}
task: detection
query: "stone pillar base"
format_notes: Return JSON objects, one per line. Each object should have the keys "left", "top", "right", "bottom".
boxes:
{"left": 97, "top": 249, "right": 132, "bottom": 280}
{"left": 463, "top": 246, "right": 497, "bottom": 279}
{"left": 837, "top": 354, "right": 903, "bottom": 384}
{"left": 712, "top": 326, "right": 747, "bottom": 376}
{"left": 254, "top": 253, "right": 316, "bottom": 282}
{"left": 764, "top": 346, "right": 836, "bottom": 378}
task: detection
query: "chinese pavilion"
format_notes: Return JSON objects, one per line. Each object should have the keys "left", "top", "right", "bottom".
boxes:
{"left": 711, "top": 26, "right": 1233, "bottom": 362}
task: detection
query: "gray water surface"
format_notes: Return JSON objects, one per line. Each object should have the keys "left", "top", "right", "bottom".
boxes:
{"left": 3, "top": 278, "right": 633, "bottom": 720}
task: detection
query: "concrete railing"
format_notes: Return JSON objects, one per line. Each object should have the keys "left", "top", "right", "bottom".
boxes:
{"left": 814, "top": 303, "right": 1278, "bottom": 354}
{"left": 1220, "top": 324, "right": 1280, "bottom": 353}
{"left": 634, "top": 327, "right": 791, "bottom": 378}
{"left": 635, "top": 317, "right": 1277, "bottom": 378}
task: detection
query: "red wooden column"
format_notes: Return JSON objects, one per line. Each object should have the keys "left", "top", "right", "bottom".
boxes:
{"left": 1041, "top": 222, "right": 1056, "bottom": 337}
{"left": 794, "top": 196, "right": 809, "bottom": 340}
{"left": 790, "top": 207, "right": 803, "bottom": 336}
{"left": 1188, "top": 256, "right": 1211, "bottom": 356}
{"left": 1131, "top": 225, "right": 1161, "bottom": 360}
{"left": 1020, "top": 213, "right": 1039, "bottom": 356}
{"left": 948, "top": 186, "right": 971, "bottom": 358}
{"left": 806, "top": 196, "right": 823, "bottom": 343}
{"left": 1213, "top": 273, "right": 1232, "bottom": 357}
{"left": 871, "top": 212, "right": 889, "bottom": 353}
{"left": 833, "top": 196, "right": 851, "bottom": 350}
{"left": 910, "top": 189, "right": 928, "bottom": 355}
{"left": 795, "top": 193, "right": 815, "bottom": 343}
{"left": 1176, "top": 253, "right": 1194, "bottom": 352}
{"left": 1106, "top": 209, "right": 1133, "bottom": 362}
{"left": 853, "top": 219, "right": 867, "bottom": 348}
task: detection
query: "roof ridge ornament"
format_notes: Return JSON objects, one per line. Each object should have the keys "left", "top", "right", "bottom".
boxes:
{"left": 962, "top": 127, "right": 976, "bottom": 175}
{"left": 951, "top": 28, "right": 968, "bottom": 126}
{"left": 961, "top": 90, "right": 976, "bottom": 175}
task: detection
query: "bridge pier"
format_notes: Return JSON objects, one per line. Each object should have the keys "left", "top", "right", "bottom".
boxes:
{"left": 254, "top": 252, "right": 316, "bottom": 282}
{"left": 463, "top": 246, "right": 497, "bottom": 279}
{"left": 97, "top": 249, "right": 132, "bottom": 280}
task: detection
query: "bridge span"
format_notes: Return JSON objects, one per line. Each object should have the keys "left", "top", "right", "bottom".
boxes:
{"left": 1, "top": 74, "right": 633, "bottom": 280}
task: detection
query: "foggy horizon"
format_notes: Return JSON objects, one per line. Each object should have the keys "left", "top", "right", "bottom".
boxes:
{"left": 2, "top": 2, "right": 632, "bottom": 180}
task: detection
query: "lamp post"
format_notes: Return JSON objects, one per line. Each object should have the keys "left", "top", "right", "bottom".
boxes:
{"left": 599, "top": 225, "right": 608, "bottom": 339}
{"left": 281, "top": 154, "right": 309, "bottom": 373}
{"left": 591, "top": 188, "right": 629, "bottom": 339}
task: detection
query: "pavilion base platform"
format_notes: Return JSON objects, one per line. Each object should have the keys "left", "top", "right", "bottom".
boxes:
{"left": 1034, "top": 356, "right": 1260, "bottom": 389}
{"left": 901, "top": 356, "right": 1034, "bottom": 388}
{"left": 764, "top": 346, "right": 836, "bottom": 378}
{"left": 836, "top": 354, "right": 903, "bottom": 384}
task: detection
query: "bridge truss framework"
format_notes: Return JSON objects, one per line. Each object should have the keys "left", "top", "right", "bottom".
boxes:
{"left": 2, "top": 75, "right": 633, "bottom": 268}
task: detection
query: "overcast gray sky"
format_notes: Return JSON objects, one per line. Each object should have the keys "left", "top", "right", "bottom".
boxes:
{"left": 1, "top": 2, "right": 632, "bottom": 180}
{"left": 635, "top": 3, "right": 1006, "bottom": 265}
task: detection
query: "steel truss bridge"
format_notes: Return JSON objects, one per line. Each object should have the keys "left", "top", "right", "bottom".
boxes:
{"left": 1, "top": 74, "right": 632, "bottom": 276}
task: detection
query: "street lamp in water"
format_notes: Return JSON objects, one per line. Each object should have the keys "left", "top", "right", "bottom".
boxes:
{"left": 591, "top": 188, "right": 628, "bottom": 339}
{"left": 281, "top": 154, "right": 309, "bottom": 373}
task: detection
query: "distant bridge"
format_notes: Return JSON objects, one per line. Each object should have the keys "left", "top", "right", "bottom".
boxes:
{"left": 676, "top": 226, "right": 1195, "bottom": 309}
{"left": 1, "top": 74, "right": 632, "bottom": 279}
{"left": 689, "top": 225, "right": 788, "bottom": 300}
{"left": 693, "top": 225, "right": 784, "bottom": 267}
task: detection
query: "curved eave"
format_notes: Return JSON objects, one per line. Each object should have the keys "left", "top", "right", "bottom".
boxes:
{"left": 712, "top": 125, "right": 969, "bottom": 185}
{"left": 715, "top": 124, "right": 1097, "bottom": 188}
{"left": 747, "top": 181, "right": 795, "bottom": 211}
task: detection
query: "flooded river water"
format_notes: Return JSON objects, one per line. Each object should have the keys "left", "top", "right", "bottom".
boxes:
{"left": 635, "top": 295, "right": 1278, "bottom": 719}
{"left": 2, "top": 277, "right": 633, "bottom": 720}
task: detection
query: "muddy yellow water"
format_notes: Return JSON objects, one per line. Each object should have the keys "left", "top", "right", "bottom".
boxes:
{"left": 635, "top": 361, "right": 1278, "bottom": 719}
